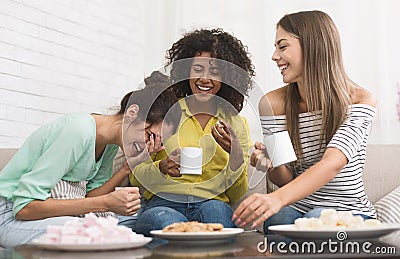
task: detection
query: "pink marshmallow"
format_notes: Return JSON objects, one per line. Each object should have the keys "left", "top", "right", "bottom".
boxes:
{"left": 39, "top": 213, "right": 147, "bottom": 244}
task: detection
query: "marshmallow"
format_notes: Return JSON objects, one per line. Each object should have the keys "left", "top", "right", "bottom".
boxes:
{"left": 293, "top": 209, "right": 382, "bottom": 230}
{"left": 38, "top": 213, "right": 147, "bottom": 244}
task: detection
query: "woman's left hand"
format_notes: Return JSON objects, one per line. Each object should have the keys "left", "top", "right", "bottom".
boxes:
{"left": 232, "top": 192, "right": 284, "bottom": 228}
{"left": 211, "top": 120, "right": 233, "bottom": 153}
{"left": 212, "top": 120, "right": 244, "bottom": 171}
{"left": 147, "top": 132, "right": 164, "bottom": 155}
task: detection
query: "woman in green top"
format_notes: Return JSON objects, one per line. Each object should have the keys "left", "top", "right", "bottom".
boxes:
{"left": 0, "top": 71, "right": 181, "bottom": 247}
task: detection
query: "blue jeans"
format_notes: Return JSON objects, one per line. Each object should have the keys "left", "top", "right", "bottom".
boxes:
{"left": 135, "top": 193, "right": 235, "bottom": 236}
{"left": 117, "top": 198, "right": 147, "bottom": 231}
{"left": 263, "top": 206, "right": 373, "bottom": 234}
{"left": 0, "top": 198, "right": 75, "bottom": 248}
{"left": 118, "top": 214, "right": 139, "bottom": 230}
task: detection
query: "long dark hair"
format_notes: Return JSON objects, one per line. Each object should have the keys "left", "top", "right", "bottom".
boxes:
{"left": 117, "top": 71, "right": 181, "bottom": 130}
{"left": 166, "top": 28, "right": 255, "bottom": 115}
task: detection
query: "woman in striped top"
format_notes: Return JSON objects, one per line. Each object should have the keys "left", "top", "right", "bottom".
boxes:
{"left": 232, "top": 10, "right": 377, "bottom": 233}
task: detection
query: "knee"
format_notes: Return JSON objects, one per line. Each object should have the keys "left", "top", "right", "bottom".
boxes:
{"left": 135, "top": 207, "right": 188, "bottom": 236}
{"left": 139, "top": 207, "right": 185, "bottom": 221}
{"left": 137, "top": 207, "right": 187, "bottom": 225}
{"left": 263, "top": 206, "right": 302, "bottom": 234}
{"left": 304, "top": 208, "right": 326, "bottom": 218}
{"left": 198, "top": 200, "right": 234, "bottom": 227}
{"left": 118, "top": 215, "right": 138, "bottom": 231}
{"left": 200, "top": 200, "right": 232, "bottom": 214}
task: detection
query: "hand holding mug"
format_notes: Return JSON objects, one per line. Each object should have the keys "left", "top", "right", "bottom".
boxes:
{"left": 107, "top": 187, "right": 141, "bottom": 216}
{"left": 250, "top": 142, "right": 272, "bottom": 172}
{"left": 159, "top": 148, "right": 181, "bottom": 177}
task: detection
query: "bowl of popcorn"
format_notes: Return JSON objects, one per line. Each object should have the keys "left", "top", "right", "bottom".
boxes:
{"left": 268, "top": 209, "right": 400, "bottom": 240}
{"left": 32, "top": 213, "right": 152, "bottom": 251}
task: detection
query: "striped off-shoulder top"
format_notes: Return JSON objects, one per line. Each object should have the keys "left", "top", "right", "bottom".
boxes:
{"left": 260, "top": 104, "right": 376, "bottom": 218}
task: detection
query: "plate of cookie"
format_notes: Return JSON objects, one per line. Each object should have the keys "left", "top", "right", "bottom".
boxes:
{"left": 150, "top": 222, "right": 244, "bottom": 244}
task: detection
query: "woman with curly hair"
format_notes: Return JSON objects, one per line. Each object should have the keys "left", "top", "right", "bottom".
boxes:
{"left": 130, "top": 28, "right": 255, "bottom": 236}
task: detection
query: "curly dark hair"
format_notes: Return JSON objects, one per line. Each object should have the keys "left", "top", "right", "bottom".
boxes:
{"left": 166, "top": 28, "right": 255, "bottom": 115}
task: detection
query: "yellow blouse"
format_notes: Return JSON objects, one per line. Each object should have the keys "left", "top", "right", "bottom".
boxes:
{"left": 130, "top": 99, "right": 252, "bottom": 203}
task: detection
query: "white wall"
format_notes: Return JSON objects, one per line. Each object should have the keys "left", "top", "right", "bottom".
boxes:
{"left": 143, "top": 0, "right": 400, "bottom": 144}
{"left": 1, "top": 0, "right": 399, "bottom": 148}
{"left": 0, "top": 0, "right": 145, "bottom": 147}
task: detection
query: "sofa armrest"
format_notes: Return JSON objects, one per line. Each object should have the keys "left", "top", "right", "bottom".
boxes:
{"left": 363, "top": 144, "right": 400, "bottom": 204}
{"left": 0, "top": 148, "right": 18, "bottom": 171}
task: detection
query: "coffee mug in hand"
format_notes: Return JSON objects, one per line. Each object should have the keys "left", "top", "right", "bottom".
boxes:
{"left": 180, "top": 147, "right": 203, "bottom": 175}
{"left": 263, "top": 131, "right": 297, "bottom": 167}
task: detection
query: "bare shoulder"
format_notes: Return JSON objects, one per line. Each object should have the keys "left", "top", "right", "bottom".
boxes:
{"left": 258, "top": 86, "right": 287, "bottom": 116}
{"left": 353, "top": 87, "right": 377, "bottom": 108}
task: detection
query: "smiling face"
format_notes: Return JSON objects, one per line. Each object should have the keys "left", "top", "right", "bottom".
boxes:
{"left": 272, "top": 26, "right": 303, "bottom": 85}
{"left": 122, "top": 104, "right": 176, "bottom": 158}
{"left": 189, "top": 52, "right": 222, "bottom": 102}
{"left": 123, "top": 120, "right": 175, "bottom": 158}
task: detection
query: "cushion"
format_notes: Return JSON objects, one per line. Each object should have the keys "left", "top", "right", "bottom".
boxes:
{"left": 374, "top": 186, "right": 400, "bottom": 223}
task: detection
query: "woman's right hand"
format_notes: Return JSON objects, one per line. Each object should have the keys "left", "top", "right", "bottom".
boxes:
{"left": 159, "top": 148, "right": 181, "bottom": 177}
{"left": 232, "top": 192, "right": 284, "bottom": 228}
{"left": 106, "top": 187, "right": 141, "bottom": 216}
{"left": 250, "top": 141, "right": 272, "bottom": 172}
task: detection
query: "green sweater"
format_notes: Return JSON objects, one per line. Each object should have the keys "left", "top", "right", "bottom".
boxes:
{"left": 0, "top": 113, "right": 118, "bottom": 217}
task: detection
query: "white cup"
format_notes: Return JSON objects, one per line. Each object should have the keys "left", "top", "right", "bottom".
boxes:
{"left": 180, "top": 147, "right": 203, "bottom": 175}
{"left": 263, "top": 131, "right": 297, "bottom": 167}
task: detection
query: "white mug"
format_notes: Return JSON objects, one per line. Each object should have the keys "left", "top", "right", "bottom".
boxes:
{"left": 263, "top": 131, "right": 297, "bottom": 167}
{"left": 180, "top": 147, "right": 203, "bottom": 175}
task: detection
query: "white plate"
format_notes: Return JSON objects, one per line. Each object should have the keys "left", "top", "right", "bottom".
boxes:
{"left": 31, "top": 237, "right": 152, "bottom": 251}
{"left": 150, "top": 228, "right": 243, "bottom": 244}
{"left": 268, "top": 224, "right": 400, "bottom": 240}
